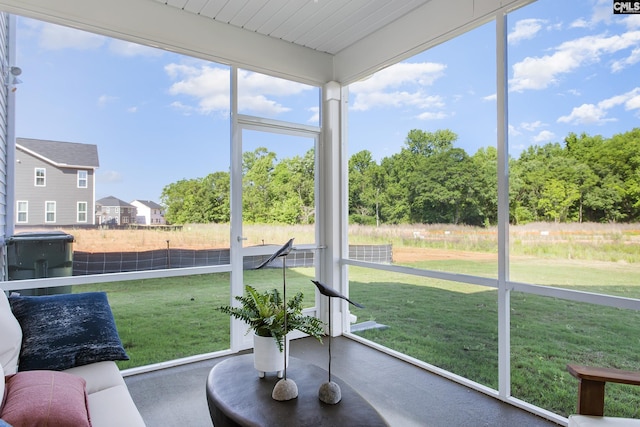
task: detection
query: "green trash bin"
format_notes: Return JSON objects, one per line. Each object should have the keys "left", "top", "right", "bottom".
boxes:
{"left": 7, "top": 231, "right": 75, "bottom": 296}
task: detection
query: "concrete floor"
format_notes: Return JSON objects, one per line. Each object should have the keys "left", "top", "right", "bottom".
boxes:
{"left": 125, "top": 336, "right": 564, "bottom": 427}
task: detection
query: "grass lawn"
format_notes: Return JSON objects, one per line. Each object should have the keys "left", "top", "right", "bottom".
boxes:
{"left": 347, "top": 262, "right": 640, "bottom": 419}
{"left": 75, "top": 242, "right": 640, "bottom": 419}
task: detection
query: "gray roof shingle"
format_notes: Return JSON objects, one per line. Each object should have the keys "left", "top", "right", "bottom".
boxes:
{"left": 17, "top": 137, "right": 99, "bottom": 168}
{"left": 97, "top": 196, "right": 134, "bottom": 207}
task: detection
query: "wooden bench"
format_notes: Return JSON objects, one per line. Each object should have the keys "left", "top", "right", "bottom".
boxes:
{"left": 567, "top": 364, "right": 640, "bottom": 426}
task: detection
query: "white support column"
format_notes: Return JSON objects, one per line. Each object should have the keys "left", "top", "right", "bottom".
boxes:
{"left": 496, "top": 13, "right": 511, "bottom": 399}
{"left": 317, "top": 81, "right": 345, "bottom": 336}
{"left": 229, "top": 66, "right": 246, "bottom": 351}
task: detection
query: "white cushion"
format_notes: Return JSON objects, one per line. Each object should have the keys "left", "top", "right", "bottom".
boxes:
{"left": 64, "top": 361, "right": 126, "bottom": 395}
{"left": 569, "top": 415, "right": 640, "bottom": 427}
{"left": 87, "top": 385, "right": 146, "bottom": 427}
{"left": 0, "top": 291, "right": 22, "bottom": 374}
{"left": 0, "top": 363, "right": 5, "bottom": 413}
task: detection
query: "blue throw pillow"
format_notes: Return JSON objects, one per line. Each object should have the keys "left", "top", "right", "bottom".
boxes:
{"left": 0, "top": 419, "right": 13, "bottom": 427}
{"left": 9, "top": 292, "right": 129, "bottom": 371}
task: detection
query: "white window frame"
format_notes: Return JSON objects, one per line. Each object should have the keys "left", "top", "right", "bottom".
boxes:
{"left": 77, "top": 201, "right": 88, "bottom": 223}
{"left": 78, "top": 170, "right": 88, "bottom": 188}
{"left": 17, "top": 201, "right": 28, "bottom": 223}
{"left": 35, "top": 168, "right": 46, "bottom": 187}
{"left": 45, "top": 201, "right": 56, "bottom": 223}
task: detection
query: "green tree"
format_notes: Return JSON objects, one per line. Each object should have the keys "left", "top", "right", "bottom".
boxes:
{"left": 348, "top": 150, "right": 385, "bottom": 225}
{"left": 410, "top": 148, "right": 476, "bottom": 224}
{"left": 405, "top": 129, "right": 456, "bottom": 156}
{"left": 160, "top": 171, "right": 230, "bottom": 224}
{"left": 471, "top": 147, "right": 498, "bottom": 226}
{"left": 243, "top": 147, "right": 277, "bottom": 223}
{"left": 270, "top": 149, "right": 315, "bottom": 224}
{"left": 379, "top": 129, "right": 460, "bottom": 224}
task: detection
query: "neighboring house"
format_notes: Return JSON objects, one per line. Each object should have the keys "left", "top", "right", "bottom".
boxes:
{"left": 15, "top": 137, "right": 99, "bottom": 226}
{"left": 95, "top": 196, "right": 137, "bottom": 226}
{"left": 131, "top": 200, "right": 166, "bottom": 225}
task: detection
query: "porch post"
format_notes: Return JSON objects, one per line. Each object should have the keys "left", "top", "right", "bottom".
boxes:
{"left": 229, "top": 66, "right": 246, "bottom": 351}
{"left": 317, "top": 81, "right": 347, "bottom": 336}
{"left": 496, "top": 12, "right": 511, "bottom": 399}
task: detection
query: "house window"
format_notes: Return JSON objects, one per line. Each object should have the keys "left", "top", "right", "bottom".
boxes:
{"left": 77, "top": 202, "right": 87, "bottom": 223}
{"left": 45, "top": 201, "right": 56, "bottom": 223}
{"left": 35, "top": 168, "right": 45, "bottom": 186}
{"left": 78, "top": 170, "right": 88, "bottom": 188}
{"left": 17, "top": 201, "right": 28, "bottom": 223}
{"left": 122, "top": 215, "right": 129, "bottom": 224}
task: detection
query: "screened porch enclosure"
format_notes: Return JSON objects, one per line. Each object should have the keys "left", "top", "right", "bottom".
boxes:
{"left": 0, "top": 1, "right": 639, "bottom": 426}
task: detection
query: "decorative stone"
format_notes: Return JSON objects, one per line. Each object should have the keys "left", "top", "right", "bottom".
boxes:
{"left": 318, "top": 381, "right": 341, "bottom": 404}
{"left": 272, "top": 378, "right": 298, "bottom": 401}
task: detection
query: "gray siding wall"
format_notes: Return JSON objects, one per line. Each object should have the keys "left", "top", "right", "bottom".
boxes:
{"left": 15, "top": 149, "right": 95, "bottom": 225}
{"left": 0, "top": 13, "right": 10, "bottom": 280}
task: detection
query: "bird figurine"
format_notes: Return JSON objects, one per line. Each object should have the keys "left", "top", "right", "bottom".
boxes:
{"left": 255, "top": 238, "right": 294, "bottom": 269}
{"left": 311, "top": 279, "right": 364, "bottom": 405}
{"left": 311, "top": 280, "right": 364, "bottom": 308}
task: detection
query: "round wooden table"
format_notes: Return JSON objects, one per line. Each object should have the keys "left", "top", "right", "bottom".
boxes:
{"left": 206, "top": 354, "right": 389, "bottom": 427}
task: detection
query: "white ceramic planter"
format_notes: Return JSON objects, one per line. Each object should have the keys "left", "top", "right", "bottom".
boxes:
{"left": 253, "top": 333, "right": 290, "bottom": 378}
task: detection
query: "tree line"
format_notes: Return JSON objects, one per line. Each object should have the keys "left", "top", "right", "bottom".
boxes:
{"left": 160, "top": 128, "right": 640, "bottom": 226}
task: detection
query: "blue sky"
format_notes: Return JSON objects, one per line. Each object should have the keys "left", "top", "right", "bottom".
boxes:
{"left": 13, "top": 0, "right": 640, "bottom": 203}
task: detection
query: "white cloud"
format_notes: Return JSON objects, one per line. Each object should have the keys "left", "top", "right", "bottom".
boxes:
{"left": 508, "top": 19, "right": 546, "bottom": 45}
{"left": 169, "top": 101, "right": 196, "bottom": 116}
{"left": 351, "top": 62, "right": 446, "bottom": 93}
{"left": 611, "top": 46, "right": 640, "bottom": 72}
{"left": 483, "top": 93, "right": 497, "bottom": 101}
{"left": 510, "top": 31, "right": 640, "bottom": 92}
{"left": 97, "top": 95, "right": 118, "bottom": 107}
{"left": 165, "top": 64, "right": 313, "bottom": 116}
{"left": 509, "top": 121, "right": 546, "bottom": 138}
{"left": 239, "top": 70, "right": 310, "bottom": 97}
{"left": 623, "top": 15, "right": 640, "bottom": 30}
{"left": 238, "top": 94, "right": 290, "bottom": 115}
{"left": 532, "top": 130, "right": 555, "bottom": 143}
{"left": 628, "top": 96, "right": 640, "bottom": 111}
{"left": 508, "top": 124, "right": 521, "bottom": 137}
{"left": 598, "top": 87, "right": 640, "bottom": 111}
{"left": 166, "top": 65, "right": 229, "bottom": 114}
{"left": 571, "top": 0, "right": 612, "bottom": 28}
{"left": 39, "top": 22, "right": 105, "bottom": 50}
{"left": 521, "top": 121, "right": 545, "bottom": 131}
{"left": 349, "top": 62, "right": 447, "bottom": 116}
{"left": 127, "top": 106, "right": 138, "bottom": 113}
{"left": 109, "top": 39, "right": 163, "bottom": 57}
{"left": 571, "top": 18, "right": 589, "bottom": 29}
{"left": 307, "top": 107, "right": 319, "bottom": 124}
{"left": 558, "top": 87, "right": 640, "bottom": 125}
{"left": 557, "top": 103, "right": 611, "bottom": 125}
{"left": 416, "top": 111, "right": 449, "bottom": 120}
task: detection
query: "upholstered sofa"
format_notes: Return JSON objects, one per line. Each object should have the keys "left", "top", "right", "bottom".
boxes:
{"left": 0, "top": 290, "right": 145, "bottom": 427}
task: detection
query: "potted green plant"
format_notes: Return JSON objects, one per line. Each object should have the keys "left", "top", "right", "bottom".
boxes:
{"left": 218, "top": 284, "right": 324, "bottom": 377}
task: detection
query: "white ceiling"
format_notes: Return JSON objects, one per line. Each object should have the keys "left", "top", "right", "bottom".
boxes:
{"left": 155, "top": 0, "right": 432, "bottom": 56}
{"left": 0, "top": 0, "right": 533, "bottom": 85}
